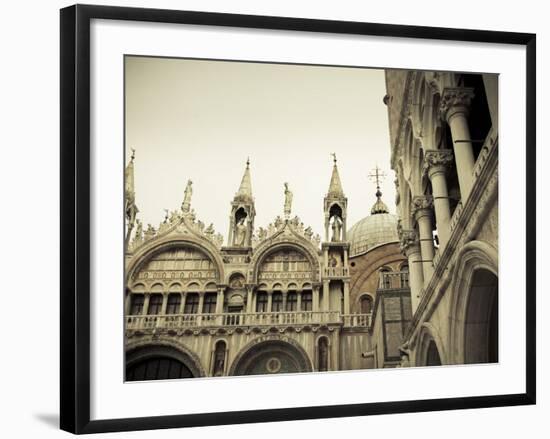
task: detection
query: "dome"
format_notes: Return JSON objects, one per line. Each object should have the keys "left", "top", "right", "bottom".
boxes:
{"left": 348, "top": 213, "right": 399, "bottom": 257}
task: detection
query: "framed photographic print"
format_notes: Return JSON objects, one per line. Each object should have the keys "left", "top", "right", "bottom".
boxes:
{"left": 60, "top": 4, "right": 536, "bottom": 434}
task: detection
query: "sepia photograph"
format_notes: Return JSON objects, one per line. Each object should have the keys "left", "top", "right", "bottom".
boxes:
{"left": 123, "top": 56, "right": 498, "bottom": 381}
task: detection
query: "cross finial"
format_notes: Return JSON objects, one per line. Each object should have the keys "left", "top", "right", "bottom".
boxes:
{"left": 331, "top": 152, "right": 337, "bottom": 164}
{"left": 368, "top": 165, "right": 387, "bottom": 192}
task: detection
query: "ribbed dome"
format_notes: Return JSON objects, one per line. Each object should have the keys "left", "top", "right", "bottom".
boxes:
{"left": 348, "top": 213, "right": 399, "bottom": 257}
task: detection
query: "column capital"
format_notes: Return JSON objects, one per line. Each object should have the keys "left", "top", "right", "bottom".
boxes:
{"left": 422, "top": 149, "right": 454, "bottom": 178}
{"left": 412, "top": 195, "right": 433, "bottom": 220}
{"left": 439, "top": 87, "right": 475, "bottom": 123}
{"left": 399, "top": 229, "right": 421, "bottom": 256}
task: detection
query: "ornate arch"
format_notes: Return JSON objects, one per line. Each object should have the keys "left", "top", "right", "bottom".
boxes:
{"left": 414, "top": 322, "right": 448, "bottom": 366}
{"left": 249, "top": 239, "right": 320, "bottom": 284}
{"left": 448, "top": 240, "right": 498, "bottom": 364}
{"left": 126, "top": 236, "right": 225, "bottom": 285}
{"left": 125, "top": 337, "right": 207, "bottom": 377}
{"left": 228, "top": 336, "right": 313, "bottom": 376}
{"left": 410, "top": 72, "right": 426, "bottom": 137}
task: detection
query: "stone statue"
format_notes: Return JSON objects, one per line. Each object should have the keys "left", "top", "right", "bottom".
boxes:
{"left": 304, "top": 226, "right": 313, "bottom": 239}
{"left": 205, "top": 223, "right": 215, "bottom": 236}
{"left": 313, "top": 234, "right": 321, "bottom": 247}
{"left": 169, "top": 210, "right": 180, "bottom": 224}
{"left": 274, "top": 215, "right": 283, "bottom": 229}
{"left": 134, "top": 219, "right": 143, "bottom": 240}
{"left": 181, "top": 179, "right": 193, "bottom": 212}
{"left": 234, "top": 217, "right": 247, "bottom": 246}
{"left": 197, "top": 220, "right": 205, "bottom": 232}
{"left": 144, "top": 223, "right": 156, "bottom": 240}
{"left": 283, "top": 182, "right": 293, "bottom": 218}
{"left": 258, "top": 227, "right": 267, "bottom": 240}
{"left": 331, "top": 215, "right": 342, "bottom": 242}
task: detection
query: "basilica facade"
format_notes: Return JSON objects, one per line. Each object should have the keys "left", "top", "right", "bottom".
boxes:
{"left": 124, "top": 155, "right": 410, "bottom": 380}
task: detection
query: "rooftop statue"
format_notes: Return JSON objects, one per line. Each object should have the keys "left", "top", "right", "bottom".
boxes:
{"left": 181, "top": 179, "right": 193, "bottom": 213}
{"left": 283, "top": 182, "right": 293, "bottom": 219}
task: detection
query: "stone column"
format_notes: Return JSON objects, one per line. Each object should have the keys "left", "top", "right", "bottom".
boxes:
{"left": 424, "top": 149, "right": 454, "bottom": 248}
{"left": 124, "top": 293, "right": 132, "bottom": 315}
{"left": 246, "top": 286, "right": 253, "bottom": 313}
{"left": 142, "top": 293, "right": 151, "bottom": 315}
{"left": 400, "top": 230, "right": 424, "bottom": 313}
{"left": 179, "top": 292, "right": 187, "bottom": 314}
{"left": 412, "top": 196, "right": 435, "bottom": 284}
{"left": 312, "top": 285, "right": 320, "bottom": 312}
{"left": 267, "top": 290, "right": 273, "bottom": 313}
{"left": 198, "top": 293, "right": 205, "bottom": 315}
{"left": 160, "top": 293, "right": 168, "bottom": 315}
{"left": 322, "top": 280, "right": 330, "bottom": 311}
{"left": 440, "top": 87, "right": 476, "bottom": 200}
{"left": 343, "top": 281, "right": 350, "bottom": 315}
{"left": 215, "top": 287, "right": 224, "bottom": 314}
{"left": 282, "top": 290, "right": 288, "bottom": 312}
{"left": 343, "top": 248, "right": 349, "bottom": 269}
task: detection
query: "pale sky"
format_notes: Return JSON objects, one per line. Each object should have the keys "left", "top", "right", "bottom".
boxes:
{"left": 125, "top": 56, "right": 396, "bottom": 241}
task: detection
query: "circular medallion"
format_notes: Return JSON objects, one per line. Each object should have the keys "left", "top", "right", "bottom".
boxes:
{"left": 265, "top": 357, "right": 282, "bottom": 373}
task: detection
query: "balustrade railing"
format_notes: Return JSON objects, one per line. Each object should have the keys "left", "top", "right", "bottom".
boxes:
{"left": 342, "top": 313, "right": 372, "bottom": 327}
{"left": 324, "top": 267, "right": 349, "bottom": 278}
{"left": 126, "top": 310, "right": 342, "bottom": 331}
{"left": 378, "top": 271, "right": 409, "bottom": 290}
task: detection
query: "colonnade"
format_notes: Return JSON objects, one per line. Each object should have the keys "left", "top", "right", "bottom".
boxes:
{"left": 400, "top": 86, "right": 483, "bottom": 310}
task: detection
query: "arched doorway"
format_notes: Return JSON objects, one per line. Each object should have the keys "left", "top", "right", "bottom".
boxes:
{"left": 126, "top": 356, "right": 194, "bottom": 381}
{"left": 126, "top": 344, "right": 204, "bottom": 381}
{"left": 464, "top": 269, "right": 498, "bottom": 364}
{"left": 230, "top": 339, "right": 312, "bottom": 376}
{"left": 426, "top": 340, "right": 442, "bottom": 366}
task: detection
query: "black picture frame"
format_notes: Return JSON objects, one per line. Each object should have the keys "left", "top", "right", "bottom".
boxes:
{"left": 60, "top": 4, "right": 536, "bottom": 434}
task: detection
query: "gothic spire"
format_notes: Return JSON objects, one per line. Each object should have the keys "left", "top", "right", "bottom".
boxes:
{"left": 327, "top": 153, "right": 345, "bottom": 197}
{"left": 235, "top": 157, "right": 253, "bottom": 201}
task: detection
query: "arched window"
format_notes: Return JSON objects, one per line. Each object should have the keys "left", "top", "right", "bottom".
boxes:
{"left": 301, "top": 291, "right": 312, "bottom": 311}
{"left": 400, "top": 264, "right": 409, "bottom": 288}
{"left": 379, "top": 267, "right": 392, "bottom": 289}
{"left": 166, "top": 293, "right": 181, "bottom": 314}
{"left": 272, "top": 292, "right": 283, "bottom": 312}
{"left": 318, "top": 337, "right": 329, "bottom": 372}
{"left": 360, "top": 295, "right": 374, "bottom": 314}
{"left": 130, "top": 294, "right": 144, "bottom": 315}
{"left": 202, "top": 293, "right": 217, "bottom": 314}
{"left": 286, "top": 291, "right": 297, "bottom": 311}
{"left": 184, "top": 293, "right": 199, "bottom": 314}
{"left": 148, "top": 294, "right": 163, "bottom": 315}
{"left": 212, "top": 341, "right": 227, "bottom": 377}
{"left": 256, "top": 292, "right": 268, "bottom": 313}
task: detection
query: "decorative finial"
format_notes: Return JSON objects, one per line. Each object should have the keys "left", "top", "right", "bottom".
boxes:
{"left": 331, "top": 152, "right": 337, "bottom": 164}
{"left": 368, "top": 165, "right": 389, "bottom": 215}
{"left": 163, "top": 208, "right": 169, "bottom": 222}
{"left": 368, "top": 165, "right": 387, "bottom": 196}
{"left": 246, "top": 157, "right": 250, "bottom": 169}
{"left": 130, "top": 148, "right": 135, "bottom": 162}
